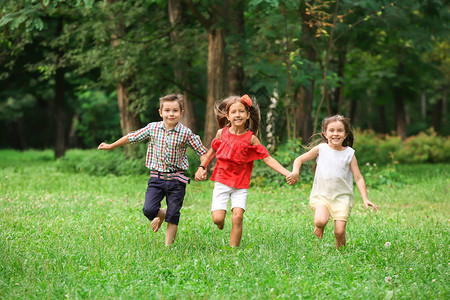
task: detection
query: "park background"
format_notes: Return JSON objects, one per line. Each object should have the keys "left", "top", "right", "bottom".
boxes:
{"left": 1, "top": 0, "right": 449, "bottom": 299}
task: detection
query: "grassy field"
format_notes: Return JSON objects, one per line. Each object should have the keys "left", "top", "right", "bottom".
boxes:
{"left": 0, "top": 149, "right": 449, "bottom": 299}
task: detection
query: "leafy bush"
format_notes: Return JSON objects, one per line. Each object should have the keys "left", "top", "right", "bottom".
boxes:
{"left": 57, "top": 146, "right": 201, "bottom": 178}
{"left": 354, "top": 128, "right": 449, "bottom": 165}
{"left": 397, "top": 129, "right": 450, "bottom": 163}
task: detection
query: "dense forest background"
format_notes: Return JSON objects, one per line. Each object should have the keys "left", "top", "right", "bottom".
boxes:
{"left": 1, "top": 0, "right": 448, "bottom": 159}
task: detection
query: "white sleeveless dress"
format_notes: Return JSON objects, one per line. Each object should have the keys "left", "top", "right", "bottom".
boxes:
{"left": 310, "top": 143, "right": 355, "bottom": 221}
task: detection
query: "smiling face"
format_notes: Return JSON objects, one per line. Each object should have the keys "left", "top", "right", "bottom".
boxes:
{"left": 159, "top": 101, "right": 183, "bottom": 130}
{"left": 227, "top": 101, "right": 250, "bottom": 129}
{"left": 323, "top": 120, "right": 348, "bottom": 149}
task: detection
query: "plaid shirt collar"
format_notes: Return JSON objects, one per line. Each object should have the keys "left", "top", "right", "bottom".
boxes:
{"left": 157, "top": 121, "right": 181, "bottom": 132}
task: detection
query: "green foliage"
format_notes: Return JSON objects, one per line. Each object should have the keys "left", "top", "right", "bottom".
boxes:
{"left": 354, "top": 128, "right": 450, "bottom": 165}
{"left": 57, "top": 148, "right": 149, "bottom": 176}
{"left": 397, "top": 128, "right": 450, "bottom": 163}
{"left": 56, "top": 147, "right": 201, "bottom": 178}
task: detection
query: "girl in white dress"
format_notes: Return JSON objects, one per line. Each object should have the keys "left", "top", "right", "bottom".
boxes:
{"left": 287, "top": 115, "right": 378, "bottom": 248}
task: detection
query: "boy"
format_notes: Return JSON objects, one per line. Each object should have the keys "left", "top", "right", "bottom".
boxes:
{"left": 98, "top": 94, "right": 207, "bottom": 246}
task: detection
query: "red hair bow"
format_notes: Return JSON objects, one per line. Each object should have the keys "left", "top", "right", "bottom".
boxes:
{"left": 241, "top": 94, "right": 252, "bottom": 107}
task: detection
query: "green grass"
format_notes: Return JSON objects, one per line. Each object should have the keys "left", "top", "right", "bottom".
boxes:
{"left": 0, "top": 150, "right": 449, "bottom": 299}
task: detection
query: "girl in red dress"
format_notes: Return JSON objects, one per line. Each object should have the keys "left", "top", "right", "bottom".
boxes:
{"left": 195, "top": 95, "right": 291, "bottom": 247}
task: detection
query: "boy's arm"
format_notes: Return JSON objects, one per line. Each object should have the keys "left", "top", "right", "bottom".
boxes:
{"left": 195, "top": 148, "right": 216, "bottom": 181}
{"left": 350, "top": 155, "right": 378, "bottom": 211}
{"left": 98, "top": 135, "right": 130, "bottom": 150}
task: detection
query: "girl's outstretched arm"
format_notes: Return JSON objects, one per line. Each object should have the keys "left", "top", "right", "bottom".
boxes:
{"left": 98, "top": 135, "right": 130, "bottom": 150}
{"left": 287, "top": 145, "right": 320, "bottom": 183}
{"left": 251, "top": 135, "right": 290, "bottom": 177}
{"left": 350, "top": 155, "right": 378, "bottom": 211}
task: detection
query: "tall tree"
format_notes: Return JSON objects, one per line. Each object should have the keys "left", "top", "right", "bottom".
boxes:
{"left": 167, "top": 0, "right": 199, "bottom": 132}
{"left": 183, "top": 0, "right": 230, "bottom": 144}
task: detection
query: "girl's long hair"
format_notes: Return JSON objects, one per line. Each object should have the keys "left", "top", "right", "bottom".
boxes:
{"left": 309, "top": 114, "right": 354, "bottom": 148}
{"left": 214, "top": 95, "right": 261, "bottom": 135}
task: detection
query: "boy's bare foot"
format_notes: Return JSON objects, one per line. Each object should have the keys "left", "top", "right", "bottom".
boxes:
{"left": 151, "top": 209, "right": 166, "bottom": 232}
{"left": 314, "top": 226, "right": 324, "bottom": 239}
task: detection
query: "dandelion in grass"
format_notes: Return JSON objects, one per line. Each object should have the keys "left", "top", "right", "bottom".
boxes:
{"left": 384, "top": 242, "right": 391, "bottom": 249}
{"left": 385, "top": 276, "right": 392, "bottom": 283}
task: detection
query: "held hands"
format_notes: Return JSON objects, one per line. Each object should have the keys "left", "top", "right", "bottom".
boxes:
{"left": 364, "top": 199, "right": 379, "bottom": 212}
{"left": 286, "top": 172, "right": 299, "bottom": 185}
{"left": 194, "top": 167, "right": 207, "bottom": 182}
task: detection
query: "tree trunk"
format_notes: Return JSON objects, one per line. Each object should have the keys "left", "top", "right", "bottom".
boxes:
{"left": 109, "top": 0, "right": 140, "bottom": 155}
{"left": 432, "top": 98, "right": 443, "bottom": 134}
{"left": 296, "top": 3, "right": 316, "bottom": 141}
{"left": 183, "top": 0, "right": 227, "bottom": 144}
{"left": 168, "top": 0, "right": 197, "bottom": 132}
{"left": 225, "top": 0, "right": 245, "bottom": 95}
{"left": 378, "top": 104, "right": 387, "bottom": 134}
{"left": 117, "top": 82, "right": 140, "bottom": 137}
{"left": 333, "top": 47, "right": 346, "bottom": 114}
{"left": 54, "top": 66, "right": 66, "bottom": 158}
{"left": 204, "top": 28, "right": 225, "bottom": 145}
{"left": 54, "top": 15, "right": 66, "bottom": 159}
{"left": 394, "top": 87, "right": 407, "bottom": 140}
{"left": 16, "top": 116, "right": 28, "bottom": 150}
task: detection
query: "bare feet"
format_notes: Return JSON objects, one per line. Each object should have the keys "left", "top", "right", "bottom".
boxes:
{"left": 314, "top": 226, "right": 324, "bottom": 239}
{"left": 151, "top": 208, "right": 166, "bottom": 232}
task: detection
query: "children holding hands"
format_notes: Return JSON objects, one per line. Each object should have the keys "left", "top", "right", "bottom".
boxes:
{"left": 98, "top": 91, "right": 376, "bottom": 250}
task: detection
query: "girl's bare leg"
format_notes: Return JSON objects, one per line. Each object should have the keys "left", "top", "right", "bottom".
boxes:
{"left": 334, "top": 220, "right": 347, "bottom": 249}
{"left": 212, "top": 210, "right": 226, "bottom": 230}
{"left": 229, "top": 208, "right": 244, "bottom": 247}
{"left": 165, "top": 223, "right": 177, "bottom": 246}
{"left": 151, "top": 208, "right": 166, "bottom": 232}
{"left": 313, "top": 205, "right": 330, "bottom": 238}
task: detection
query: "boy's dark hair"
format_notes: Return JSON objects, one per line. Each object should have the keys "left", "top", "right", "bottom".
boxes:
{"left": 310, "top": 114, "right": 354, "bottom": 147}
{"left": 160, "top": 94, "right": 184, "bottom": 111}
{"left": 214, "top": 95, "right": 261, "bottom": 135}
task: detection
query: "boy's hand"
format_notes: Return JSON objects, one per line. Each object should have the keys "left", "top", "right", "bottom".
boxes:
{"left": 286, "top": 172, "right": 299, "bottom": 185}
{"left": 194, "top": 167, "right": 207, "bottom": 182}
{"left": 364, "top": 199, "right": 378, "bottom": 212}
{"left": 97, "top": 142, "right": 112, "bottom": 150}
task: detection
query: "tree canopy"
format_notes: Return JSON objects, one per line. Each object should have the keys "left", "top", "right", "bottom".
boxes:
{"left": 1, "top": 0, "right": 448, "bottom": 156}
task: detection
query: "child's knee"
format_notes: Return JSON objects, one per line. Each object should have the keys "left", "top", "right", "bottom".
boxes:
{"left": 231, "top": 214, "right": 243, "bottom": 226}
{"left": 314, "top": 218, "right": 328, "bottom": 228}
{"left": 212, "top": 215, "right": 224, "bottom": 225}
{"left": 143, "top": 207, "right": 158, "bottom": 220}
{"left": 334, "top": 228, "right": 346, "bottom": 239}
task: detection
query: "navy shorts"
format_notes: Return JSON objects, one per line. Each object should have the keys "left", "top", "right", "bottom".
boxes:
{"left": 142, "top": 176, "right": 186, "bottom": 225}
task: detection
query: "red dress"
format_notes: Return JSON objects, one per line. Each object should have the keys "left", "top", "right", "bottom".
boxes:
{"left": 210, "top": 127, "right": 269, "bottom": 189}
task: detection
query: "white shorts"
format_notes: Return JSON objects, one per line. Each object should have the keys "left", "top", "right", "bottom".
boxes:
{"left": 211, "top": 182, "right": 248, "bottom": 212}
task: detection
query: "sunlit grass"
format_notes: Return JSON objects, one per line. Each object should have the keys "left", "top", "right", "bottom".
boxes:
{"left": 0, "top": 150, "right": 449, "bottom": 299}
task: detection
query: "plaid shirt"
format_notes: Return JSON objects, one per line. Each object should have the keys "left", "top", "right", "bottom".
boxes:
{"left": 127, "top": 121, "right": 207, "bottom": 172}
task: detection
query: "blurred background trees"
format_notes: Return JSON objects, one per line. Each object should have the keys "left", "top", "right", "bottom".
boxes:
{"left": 1, "top": 0, "right": 448, "bottom": 158}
